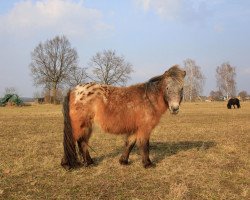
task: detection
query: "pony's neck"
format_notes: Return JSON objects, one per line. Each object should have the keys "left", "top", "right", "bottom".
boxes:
{"left": 144, "top": 81, "right": 168, "bottom": 114}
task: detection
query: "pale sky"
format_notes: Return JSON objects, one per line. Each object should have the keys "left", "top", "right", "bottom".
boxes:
{"left": 0, "top": 0, "right": 250, "bottom": 97}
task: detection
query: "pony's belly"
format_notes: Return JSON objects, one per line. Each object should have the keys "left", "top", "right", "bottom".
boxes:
{"left": 93, "top": 117, "right": 136, "bottom": 135}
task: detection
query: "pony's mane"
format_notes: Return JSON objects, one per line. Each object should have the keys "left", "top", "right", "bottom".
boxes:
{"left": 166, "top": 65, "right": 185, "bottom": 84}
{"left": 143, "top": 80, "right": 160, "bottom": 94}
{"left": 142, "top": 65, "right": 184, "bottom": 93}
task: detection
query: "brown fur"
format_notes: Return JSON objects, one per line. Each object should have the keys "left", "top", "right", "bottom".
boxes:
{"left": 61, "top": 65, "right": 186, "bottom": 169}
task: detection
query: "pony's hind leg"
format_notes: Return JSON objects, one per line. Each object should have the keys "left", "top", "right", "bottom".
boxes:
{"left": 77, "top": 127, "right": 94, "bottom": 166}
{"left": 119, "top": 134, "right": 136, "bottom": 165}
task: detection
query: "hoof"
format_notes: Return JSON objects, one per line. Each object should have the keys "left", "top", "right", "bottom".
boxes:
{"left": 61, "top": 158, "right": 71, "bottom": 170}
{"left": 61, "top": 163, "right": 71, "bottom": 170}
{"left": 143, "top": 161, "right": 155, "bottom": 169}
{"left": 119, "top": 157, "right": 129, "bottom": 165}
{"left": 85, "top": 159, "right": 94, "bottom": 167}
{"left": 61, "top": 158, "right": 83, "bottom": 170}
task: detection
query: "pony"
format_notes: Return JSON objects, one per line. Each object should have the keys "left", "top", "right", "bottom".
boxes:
{"left": 227, "top": 98, "right": 240, "bottom": 109}
{"left": 61, "top": 65, "right": 186, "bottom": 169}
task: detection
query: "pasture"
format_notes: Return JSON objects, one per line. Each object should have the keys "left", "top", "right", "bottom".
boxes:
{"left": 0, "top": 102, "right": 249, "bottom": 199}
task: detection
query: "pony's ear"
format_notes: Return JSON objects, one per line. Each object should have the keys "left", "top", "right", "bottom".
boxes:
{"left": 182, "top": 70, "right": 186, "bottom": 77}
{"left": 148, "top": 75, "right": 163, "bottom": 83}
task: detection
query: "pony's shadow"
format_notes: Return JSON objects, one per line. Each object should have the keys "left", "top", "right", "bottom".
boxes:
{"left": 150, "top": 140, "right": 216, "bottom": 164}
{"left": 92, "top": 140, "right": 216, "bottom": 165}
{"left": 92, "top": 148, "right": 122, "bottom": 165}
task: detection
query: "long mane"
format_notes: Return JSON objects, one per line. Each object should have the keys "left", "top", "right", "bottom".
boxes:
{"left": 166, "top": 65, "right": 186, "bottom": 84}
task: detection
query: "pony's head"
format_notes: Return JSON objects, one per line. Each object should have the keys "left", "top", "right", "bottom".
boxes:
{"left": 149, "top": 65, "right": 186, "bottom": 114}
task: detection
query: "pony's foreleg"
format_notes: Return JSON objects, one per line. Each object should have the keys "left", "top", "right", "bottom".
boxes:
{"left": 77, "top": 127, "right": 94, "bottom": 166}
{"left": 137, "top": 134, "right": 154, "bottom": 168}
{"left": 119, "top": 134, "right": 136, "bottom": 165}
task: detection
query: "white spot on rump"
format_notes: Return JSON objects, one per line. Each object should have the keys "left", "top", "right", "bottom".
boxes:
{"left": 74, "top": 83, "right": 106, "bottom": 104}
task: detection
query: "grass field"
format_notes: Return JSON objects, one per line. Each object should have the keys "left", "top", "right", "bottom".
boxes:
{"left": 0, "top": 102, "right": 249, "bottom": 199}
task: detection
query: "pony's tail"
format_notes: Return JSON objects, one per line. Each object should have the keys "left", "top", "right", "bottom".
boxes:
{"left": 61, "top": 90, "right": 78, "bottom": 169}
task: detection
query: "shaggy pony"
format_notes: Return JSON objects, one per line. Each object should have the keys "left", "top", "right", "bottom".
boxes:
{"left": 61, "top": 65, "right": 186, "bottom": 169}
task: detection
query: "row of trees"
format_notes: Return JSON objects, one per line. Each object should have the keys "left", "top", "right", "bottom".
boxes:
{"left": 182, "top": 59, "right": 240, "bottom": 101}
{"left": 29, "top": 35, "right": 246, "bottom": 104}
{"left": 30, "top": 36, "right": 133, "bottom": 104}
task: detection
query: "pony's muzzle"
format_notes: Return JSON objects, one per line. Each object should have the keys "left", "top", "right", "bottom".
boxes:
{"left": 170, "top": 105, "right": 179, "bottom": 114}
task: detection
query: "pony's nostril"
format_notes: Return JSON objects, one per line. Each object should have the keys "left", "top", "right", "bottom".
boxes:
{"left": 171, "top": 106, "right": 179, "bottom": 112}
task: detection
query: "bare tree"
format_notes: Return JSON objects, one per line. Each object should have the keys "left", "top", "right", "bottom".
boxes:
{"left": 4, "top": 87, "right": 18, "bottom": 95}
{"left": 66, "top": 67, "right": 88, "bottom": 87}
{"left": 238, "top": 90, "right": 248, "bottom": 101}
{"left": 216, "top": 62, "right": 236, "bottom": 99}
{"left": 183, "top": 58, "right": 205, "bottom": 101}
{"left": 30, "top": 35, "right": 78, "bottom": 104}
{"left": 89, "top": 50, "right": 133, "bottom": 86}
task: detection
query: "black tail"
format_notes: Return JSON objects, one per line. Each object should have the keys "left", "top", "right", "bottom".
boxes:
{"left": 61, "top": 90, "right": 78, "bottom": 169}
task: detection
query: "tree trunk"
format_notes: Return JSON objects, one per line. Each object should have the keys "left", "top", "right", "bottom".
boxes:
{"left": 52, "top": 82, "right": 57, "bottom": 104}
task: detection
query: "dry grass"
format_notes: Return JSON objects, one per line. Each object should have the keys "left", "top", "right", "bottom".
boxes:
{"left": 0, "top": 102, "right": 249, "bottom": 200}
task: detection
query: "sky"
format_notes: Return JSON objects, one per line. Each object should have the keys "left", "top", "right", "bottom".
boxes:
{"left": 0, "top": 0, "right": 250, "bottom": 97}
